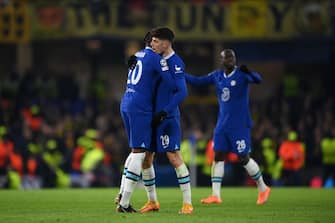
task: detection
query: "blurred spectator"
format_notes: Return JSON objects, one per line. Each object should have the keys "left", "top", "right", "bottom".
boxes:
{"left": 278, "top": 131, "right": 305, "bottom": 186}
{"left": 259, "top": 137, "right": 282, "bottom": 186}
{"left": 320, "top": 127, "right": 335, "bottom": 188}
{"left": 0, "top": 125, "right": 23, "bottom": 189}
{"left": 70, "top": 129, "right": 104, "bottom": 187}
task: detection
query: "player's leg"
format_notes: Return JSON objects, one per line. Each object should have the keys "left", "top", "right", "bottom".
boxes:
{"left": 201, "top": 131, "right": 229, "bottom": 204}
{"left": 239, "top": 154, "right": 271, "bottom": 204}
{"left": 139, "top": 151, "right": 160, "bottom": 213}
{"left": 230, "top": 128, "right": 271, "bottom": 205}
{"left": 118, "top": 113, "right": 152, "bottom": 213}
{"left": 200, "top": 151, "right": 225, "bottom": 204}
{"left": 163, "top": 118, "right": 193, "bottom": 214}
{"left": 118, "top": 149, "right": 145, "bottom": 213}
{"left": 166, "top": 150, "right": 193, "bottom": 214}
{"left": 115, "top": 153, "right": 132, "bottom": 204}
{"left": 116, "top": 111, "right": 132, "bottom": 204}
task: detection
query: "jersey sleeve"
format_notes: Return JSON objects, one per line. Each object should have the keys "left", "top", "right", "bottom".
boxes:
{"left": 163, "top": 77, "right": 187, "bottom": 115}
{"left": 245, "top": 71, "right": 262, "bottom": 84}
{"left": 184, "top": 71, "right": 215, "bottom": 86}
{"left": 162, "top": 58, "right": 187, "bottom": 115}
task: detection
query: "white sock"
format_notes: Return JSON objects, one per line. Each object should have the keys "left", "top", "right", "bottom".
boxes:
{"left": 119, "top": 153, "right": 132, "bottom": 195}
{"left": 175, "top": 163, "right": 192, "bottom": 204}
{"left": 243, "top": 158, "right": 268, "bottom": 192}
{"left": 120, "top": 152, "right": 145, "bottom": 207}
{"left": 142, "top": 165, "right": 157, "bottom": 202}
{"left": 211, "top": 161, "right": 224, "bottom": 197}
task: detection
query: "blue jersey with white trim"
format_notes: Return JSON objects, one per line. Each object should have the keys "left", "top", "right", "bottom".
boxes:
{"left": 185, "top": 67, "right": 262, "bottom": 129}
{"left": 155, "top": 52, "right": 187, "bottom": 117}
{"left": 121, "top": 47, "right": 170, "bottom": 114}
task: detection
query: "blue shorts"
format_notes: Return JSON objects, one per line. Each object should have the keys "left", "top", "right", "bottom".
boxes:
{"left": 151, "top": 117, "right": 181, "bottom": 153}
{"left": 213, "top": 128, "right": 251, "bottom": 155}
{"left": 120, "top": 111, "right": 152, "bottom": 149}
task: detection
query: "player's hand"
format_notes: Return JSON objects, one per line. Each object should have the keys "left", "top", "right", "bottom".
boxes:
{"left": 239, "top": 64, "right": 252, "bottom": 74}
{"left": 151, "top": 111, "right": 168, "bottom": 128}
{"left": 127, "top": 55, "right": 137, "bottom": 70}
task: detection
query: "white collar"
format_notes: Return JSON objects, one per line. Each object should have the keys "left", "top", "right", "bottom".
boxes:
{"left": 224, "top": 66, "right": 237, "bottom": 78}
{"left": 164, "top": 51, "right": 175, "bottom": 60}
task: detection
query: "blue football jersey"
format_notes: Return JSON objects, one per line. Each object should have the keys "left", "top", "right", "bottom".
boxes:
{"left": 185, "top": 67, "right": 262, "bottom": 129}
{"left": 154, "top": 52, "right": 188, "bottom": 117}
{"left": 121, "top": 47, "right": 170, "bottom": 114}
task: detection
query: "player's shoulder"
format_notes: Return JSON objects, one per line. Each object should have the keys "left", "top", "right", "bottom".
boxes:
{"left": 170, "top": 53, "right": 184, "bottom": 64}
{"left": 168, "top": 52, "right": 185, "bottom": 69}
{"left": 141, "top": 47, "right": 156, "bottom": 57}
{"left": 142, "top": 47, "right": 164, "bottom": 63}
{"left": 210, "top": 69, "right": 222, "bottom": 76}
{"left": 135, "top": 49, "right": 146, "bottom": 58}
{"left": 166, "top": 53, "right": 184, "bottom": 75}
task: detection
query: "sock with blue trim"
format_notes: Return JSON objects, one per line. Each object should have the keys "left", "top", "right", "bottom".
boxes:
{"left": 243, "top": 158, "right": 267, "bottom": 192}
{"left": 211, "top": 161, "right": 224, "bottom": 197}
{"left": 175, "top": 163, "right": 192, "bottom": 204}
{"left": 120, "top": 152, "right": 145, "bottom": 207}
{"left": 119, "top": 153, "right": 132, "bottom": 195}
{"left": 142, "top": 165, "right": 157, "bottom": 202}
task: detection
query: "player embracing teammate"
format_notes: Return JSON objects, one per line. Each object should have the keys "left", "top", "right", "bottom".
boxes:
{"left": 116, "top": 30, "right": 271, "bottom": 214}
{"left": 117, "top": 27, "right": 193, "bottom": 214}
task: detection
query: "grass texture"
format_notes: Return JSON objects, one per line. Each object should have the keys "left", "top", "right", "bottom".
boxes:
{"left": 0, "top": 187, "right": 334, "bottom": 223}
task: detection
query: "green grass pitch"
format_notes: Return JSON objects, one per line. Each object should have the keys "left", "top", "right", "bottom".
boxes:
{"left": 0, "top": 187, "right": 334, "bottom": 223}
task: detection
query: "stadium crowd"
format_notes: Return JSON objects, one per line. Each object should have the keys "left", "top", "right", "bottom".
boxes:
{"left": 0, "top": 66, "right": 334, "bottom": 189}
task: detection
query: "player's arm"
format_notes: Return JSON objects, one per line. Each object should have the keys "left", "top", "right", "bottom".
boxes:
{"left": 162, "top": 59, "right": 188, "bottom": 115}
{"left": 152, "top": 78, "right": 187, "bottom": 128}
{"left": 184, "top": 72, "right": 215, "bottom": 86}
{"left": 163, "top": 75, "right": 187, "bottom": 115}
{"left": 151, "top": 57, "right": 175, "bottom": 127}
{"left": 239, "top": 65, "right": 262, "bottom": 84}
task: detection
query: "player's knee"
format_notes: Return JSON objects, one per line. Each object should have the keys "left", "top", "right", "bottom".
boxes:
{"left": 167, "top": 151, "right": 183, "bottom": 168}
{"left": 142, "top": 159, "right": 151, "bottom": 169}
{"left": 238, "top": 155, "right": 250, "bottom": 166}
{"left": 142, "top": 152, "right": 154, "bottom": 169}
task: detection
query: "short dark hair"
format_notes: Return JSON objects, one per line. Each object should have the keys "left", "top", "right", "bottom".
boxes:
{"left": 143, "top": 31, "right": 152, "bottom": 46}
{"left": 151, "top": 27, "right": 175, "bottom": 42}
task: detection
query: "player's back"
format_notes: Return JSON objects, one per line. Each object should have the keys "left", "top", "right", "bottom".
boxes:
{"left": 121, "top": 47, "right": 169, "bottom": 114}
{"left": 155, "top": 52, "right": 186, "bottom": 117}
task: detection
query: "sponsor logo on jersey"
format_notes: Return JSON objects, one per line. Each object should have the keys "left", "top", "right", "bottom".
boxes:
{"left": 175, "top": 65, "right": 181, "bottom": 71}
{"left": 174, "top": 64, "right": 183, "bottom": 74}
{"left": 221, "top": 87, "right": 230, "bottom": 102}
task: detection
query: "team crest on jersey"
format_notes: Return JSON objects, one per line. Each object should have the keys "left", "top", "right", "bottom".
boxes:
{"left": 160, "top": 59, "right": 169, "bottom": 71}
{"left": 231, "top": 80, "right": 236, "bottom": 86}
{"left": 221, "top": 87, "right": 230, "bottom": 102}
{"left": 160, "top": 59, "right": 167, "bottom": 66}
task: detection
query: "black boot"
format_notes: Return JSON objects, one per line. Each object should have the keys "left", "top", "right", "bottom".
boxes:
{"left": 117, "top": 204, "right": 137, "bottom": 213}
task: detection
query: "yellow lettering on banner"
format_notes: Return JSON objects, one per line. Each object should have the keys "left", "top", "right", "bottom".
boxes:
{"left": 26, "top": 0, "right": 332, "bottom": 41}
{"left": 229, "top": 0, "right": 268, "bottom": 38}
